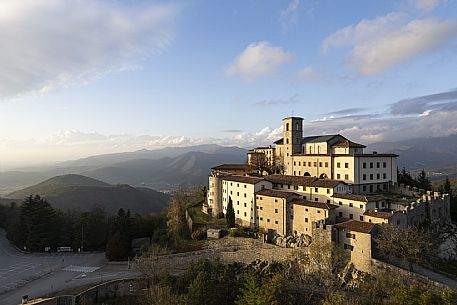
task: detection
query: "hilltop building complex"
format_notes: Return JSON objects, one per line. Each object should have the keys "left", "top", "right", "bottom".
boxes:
{"left": 204, "top": 116, "right": 450, "bottom": 272}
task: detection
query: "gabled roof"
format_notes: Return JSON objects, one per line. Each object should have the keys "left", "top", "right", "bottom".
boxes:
{"left": 291, "top": 199, "right": 339, "bottom": 210}
{"left": 334, "top": 220, "right": 376, "bottom": 233}
{"left": 255, "top": 189, "right": 297, "bottom": 199}
{"left": 222, "top": 175, "right": 265, "bottom": 185}
{"left": 332, "top": 193, "right": 369, "bottom": 202}
{"left": 311, "top": 179, "right": 347, "bottom": 188}
{"left": 306, "top": 134, "right": 341, "bottom": 143}
{"left": 264, "top": 174, "right": 317, "bottom": 186}
{"left": 212, "top": 164, "right": 254, "bottom": 171}
{"left": 332, "top": 139, "right": 366, "bottom": 148}
{"left": 363, "top": 209, "right": 395, "bottom": 219}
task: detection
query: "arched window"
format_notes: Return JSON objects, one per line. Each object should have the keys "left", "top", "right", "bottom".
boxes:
{"left": 296, "top": 123, "right": 299, "bottom": 130}
{"left": 303, "top": 172, "right": 311, "bottom": 177}
{"left": 286, "top": 123, "right": 289, "bottom": 131}
{"left": 319, "top": 173, "right": 328, "bottom": 179}
{"left": 286, "top": 138, "right": 289, "bottom": 144}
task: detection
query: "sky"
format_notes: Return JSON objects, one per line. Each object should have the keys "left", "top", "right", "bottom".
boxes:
{"left": 1, "top": 0, "right": 457, "bottom": 169}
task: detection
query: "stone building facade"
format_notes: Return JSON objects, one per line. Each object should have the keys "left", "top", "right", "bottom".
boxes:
{"left": 202, "top": 116, "right": 451, "bottom": 273}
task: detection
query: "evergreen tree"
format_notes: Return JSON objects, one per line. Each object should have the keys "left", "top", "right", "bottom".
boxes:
{"left": 105, "top": 230, "right": 130, "bottom": 261}
{"left": 416, "top": 169, "right": 432, "bottom": 191}
{"left": 235, "top": 271, "right": 264, "bottom": 305}
{"left": 226, "top": 197, "right": 235, "bottom": 228}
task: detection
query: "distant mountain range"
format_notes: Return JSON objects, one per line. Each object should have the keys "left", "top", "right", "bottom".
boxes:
{"left": 2, "top": 136, "right": 457, "bottom": 197}
{"left": 3, "top": 174, "right": 169, "bottom": 214}
{"left": 366, "top": 134, "right": 457, "bottom": 178}
{"left": 0, "top": 144, "right": 247, "bottom": 194}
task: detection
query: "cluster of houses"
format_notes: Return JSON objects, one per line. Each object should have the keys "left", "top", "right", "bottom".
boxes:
{"left": 203, "top": 117, "right": 450, "bottom": 272}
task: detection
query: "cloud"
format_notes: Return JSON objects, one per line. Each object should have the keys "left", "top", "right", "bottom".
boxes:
{"left": 408, "top": 0, "right": 446, "bottom": 11}
{"left": 280, "top": 0, "right": 301, "bottom": 29}
{"left": 297, "top": 66, "right": 318, "bottom": 80}
{"left": 390, "top": 88, "right": 457, "bottom": 114}
{"left": 225, "top": 41, "right": 292, "bottom": 81}
{"left": 326, "top": 108, "right": 366, "bottom": 116}
{"left": 254, "top": 93, "right": 302, "bottom": 106}
{"left": 220, "top": 129, "right": 244, "bottom": 133}
{"left": 322, "top": 13, "right": 457, "bottom": 75}
{"left": 0, "top": 0, "right": 177, "bottom": 98}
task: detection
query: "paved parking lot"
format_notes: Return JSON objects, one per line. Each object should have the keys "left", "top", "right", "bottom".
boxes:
{"left": 0, "top": 229, "right": 139, "bottom": 305}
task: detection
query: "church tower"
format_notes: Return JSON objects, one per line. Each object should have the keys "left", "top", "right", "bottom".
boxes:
{"left": 283, "top": 117, "right": 303, "bottom": 174}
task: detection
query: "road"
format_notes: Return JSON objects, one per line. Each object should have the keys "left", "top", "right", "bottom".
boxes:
{"left": 0, "top": 229, "right": 139, "bottom": 305}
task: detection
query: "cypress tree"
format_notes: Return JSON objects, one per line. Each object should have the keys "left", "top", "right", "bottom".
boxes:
{"left": 226, "top": 197, "right": 235, "bottom": 228}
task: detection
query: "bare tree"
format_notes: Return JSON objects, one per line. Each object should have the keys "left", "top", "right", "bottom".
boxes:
{"left": 376, "top": 224, "right": 431, "bottom": 270}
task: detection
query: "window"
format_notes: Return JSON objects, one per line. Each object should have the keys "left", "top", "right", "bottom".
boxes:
{"left": 377, "top": 173, "right": 380, "bottom": 179}
{"left": 339, "top": 212, "right": 343, "bottom": 217}
{"left": 370, "top": 162, "right": 373, "bottom": 168}
{"left": 383, "top": 162, "right": 387, "bottom": 168}
{"left": 267, "top": 219, "right": 270, "bottom": 223}
{"left": 339, "top": 201, "right": 342, "bottom": 206}
{"left": 305, "top": 218, "right": 308, "bottom": 222}
{"left": 337, "top": 174, "right": 341, "bottom": 179}
{"left": 308, "top": 162, "right": 311, "bottom": 166}
{"left": 305, "top": 208, "right": 308, "bottom": 211}
{"left": 286, "top": 123, "right": 289, "bottom": 131}
{"left": 344, "top": 244, "right": 354, "bottom": 251}
{"left": 363, "top": 186, "right": 366, "bottom": 192}
{"left": 275, "top": 220, "right": 278, "bottom": 224}
{"left": 346, "top": 232, "right": 355, "bottom": 239}
{"left": 349, "top": 213, "right": 353, "bottom": 219}
{"left": 360, "top": 216, "right": 364, "bottom": 221}
{"left": 244, "top": 203, "right": 247, "bottom": 207}
{"left": 377, "top": 162, "right": 380, "bottom": 168}
{"left": 345, "top": 163, "right": 349, "bottom": 168}
{"left": 244, "top": 212, "right": 246, "bottom": 217}
{"left": 363, "top": 162, "right": 366, "bottom": 168}
{"left": 294, "top": 161, "right": 296, "bottom": 166}
{"left": 363, "top": 174, "right": 367, "bottom": 181}
{"left": 383, "top": 173, "right": 387, "bottom": 179}
{"left": 327, "top": 189, "right": 330, "bottom": 194}
{"left": 315, "top": 198, "right": 319, "bottom": 202}
{"left": 337, "top": 162, "right": 341, "bottom": 168}
{"left": 317, "top": 210, "right": 321, "bottom": 214}
{"left": 237, "top": 210, "right": 239, "bottom": 214}
{"left": 349, "top": 202, "right": 353, "bottom": 207}
{"left": 360, "top": 204, "right": 363, "bottom": 209}
{"left": 260, "top": 217, "right": 263, "bottom": 221}
{"left": 325, "top": 162, "right": 329, "bottom": 167}
{"left": 260, "top": 206, "right": 263, "bottom": 210}
{"left": 319, "top": 162, "right": 322, "bottom": 167}
{"left": 237, "top": 192, "right": 239, "bottom": 196}
{"left": 237, "top": 201, "right": 239, "bottom": 205}
{"left": 370, "top": 174, "right": 373, "bottom": 180}
{"left": 314, "top": 162, "right": 317, "bottom": 167}
{"left": 275, "top": 208, "right": 278, "bottom": 213}
{"left": 345, "top": 174, "right": 349, "bottom": 180}
{"left": 315, "top": 187, "right": 318, "bottom": 193}
{"left": 327, "top": 199, "right": 330, "bottom": 203}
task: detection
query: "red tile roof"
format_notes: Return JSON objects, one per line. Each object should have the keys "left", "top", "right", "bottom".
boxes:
{"left": 212, "top": 164, "right": 254, "bottom": 171}
{"left": 334, "top": 220, "right": 376, "bottom": 233}
{"left": 264, "top": 174, "right": 317, "bottom": 186}
{"left": 291, "top": 199, "right": 339, "bottom": 210}
{"left": 222, "top": 175, "right": 265, "bottom": 184}
{"left": 311, "top": 179, "right": 347, "bottom": 188}
{"left": 256, "top": 189, "right": 298, "bottom": 199}
{"left": 363, "top": 209, "right": 394, "bottom": 219}
{"left": 332, "top": 140, "right": 366, "bottom": 148}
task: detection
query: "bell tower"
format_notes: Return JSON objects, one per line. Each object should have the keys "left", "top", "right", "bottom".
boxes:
{"left": 283, "top": 117, "right": 303, "bottom": 174}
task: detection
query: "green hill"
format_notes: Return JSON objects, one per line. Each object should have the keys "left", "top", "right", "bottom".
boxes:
{"left": 5, "top": 174, "right": 169, "bottom": 214}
